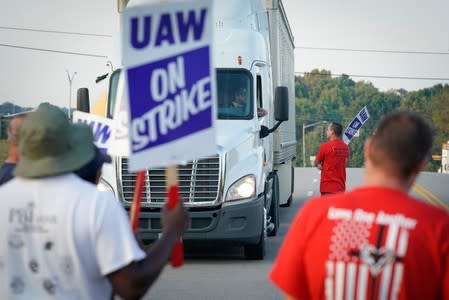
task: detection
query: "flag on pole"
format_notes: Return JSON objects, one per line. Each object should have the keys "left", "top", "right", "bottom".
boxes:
{"left": 343, "top": 106, "right": 370, "bottom": 144}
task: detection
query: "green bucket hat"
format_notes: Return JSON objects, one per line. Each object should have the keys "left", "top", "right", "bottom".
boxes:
{"left": 14, "top": 103, "right": 95, "bottom": 178}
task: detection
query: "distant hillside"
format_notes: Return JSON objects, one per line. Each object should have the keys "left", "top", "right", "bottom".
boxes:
{"left": 0, "top": 102, "right": 34, "bottom": 140}
{"left": 294, "top": 69, "right": 449, "bottom": 172}
{"left": 0, "top": 102, "right": 32, "bottom": 116}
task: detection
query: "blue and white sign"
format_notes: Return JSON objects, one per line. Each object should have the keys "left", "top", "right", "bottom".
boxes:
{"left": 72, "top": 111, "right": 114, "bottom": 154}
{"left": 343, "top": 106, "right": 370, "bottom": 144}
{"left": 122, "top": 0, "right": 216, "bottom": 171}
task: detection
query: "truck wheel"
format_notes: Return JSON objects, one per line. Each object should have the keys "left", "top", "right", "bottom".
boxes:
{"left": 244, "top": 226, "right": 266, "bottom": 260}
{"left": 267, "top": 173, "right": 280, "bottom": 237}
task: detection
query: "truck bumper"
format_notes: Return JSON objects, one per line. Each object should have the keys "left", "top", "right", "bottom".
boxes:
{"left": 135, "top": 195, "right": 264, "bottom": 246}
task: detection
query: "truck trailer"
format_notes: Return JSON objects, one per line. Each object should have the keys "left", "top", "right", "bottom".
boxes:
{"left": 79, "top": 0, "right": 296, "bottom": 259}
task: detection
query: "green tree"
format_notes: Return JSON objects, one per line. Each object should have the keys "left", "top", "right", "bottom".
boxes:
{"left": 400, "top": 84, "right": 449, "bottom": 171}
{"left": 294, "top": 71, "right": 447, "bottom": 171}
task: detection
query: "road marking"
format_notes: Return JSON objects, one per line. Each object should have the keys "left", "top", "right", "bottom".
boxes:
{"left": 413, "top": 183, "right": 438, "bottom": 207}
{"left": 307, "top": 191, "right": 314, "bottom": 197}
{"left": 313, "top": 179, "right": 318, "bottom": 183}
{"left": 416, "top": 183, "right": 449, "bottom": 211}
{"left": 413, "top": 183, "right": 449, "bottom": 211}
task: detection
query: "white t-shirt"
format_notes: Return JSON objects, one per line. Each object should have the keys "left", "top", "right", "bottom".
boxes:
{"left": 0, "top": 174, "right": 146, "bottom": 299}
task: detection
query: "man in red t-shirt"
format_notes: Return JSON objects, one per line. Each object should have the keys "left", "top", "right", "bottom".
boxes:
{"left": 315, "top": 122, "right": 350, "bottom": 195}
{"left": 270, "top": 111, "right": 449, "bottom": 300}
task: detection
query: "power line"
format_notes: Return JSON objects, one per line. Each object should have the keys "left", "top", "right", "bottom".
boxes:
{"left": 0, "top": 43, "right": 107, "bottom": 58}
{"left": 0, "top": 26, "right": 111, "bottom": 38}
{"left": 296, "top": 46, "right": 449, "bottom": 56}
{"left": 1, "top": 27, "right": 447, "bottom": 55}
{"left": 295, "top": 71, "right": 449, "bottom": 82}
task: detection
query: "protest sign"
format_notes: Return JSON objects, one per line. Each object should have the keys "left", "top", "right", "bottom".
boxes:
{"left": 343, "top": 106, "right": 370, "bottom": 144}
{"left": 72, "top": 111, "right": 113, "bottom": 154}
{"left": 122, "top": 0, "right": 215, "bottom": 268}
{"left": 122, "top": 0, "right": 216, "bottom": 171}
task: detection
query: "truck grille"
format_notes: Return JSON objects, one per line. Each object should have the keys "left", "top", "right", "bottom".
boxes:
{"left": 118, "top": 155, "right": 221, "bottom": 207}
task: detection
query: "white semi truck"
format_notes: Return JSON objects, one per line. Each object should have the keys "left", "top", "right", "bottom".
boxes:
{"left": 79, "top": 0, "right": 296, "bottom": 259}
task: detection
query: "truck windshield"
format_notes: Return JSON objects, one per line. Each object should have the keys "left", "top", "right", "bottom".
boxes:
{"left": 216, "top": 69, "right": 253, "bottom": 120}
{"left": 107, "top": 68, "right": 253, "bottom": 120}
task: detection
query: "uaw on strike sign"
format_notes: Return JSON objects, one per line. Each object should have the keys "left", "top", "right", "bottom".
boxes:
{"left": 122, "top": 0, "right": 216, "bottom": 171}
{"left": 343, "top": 106, "right": 370, "bottom": 145}
{"left": 73, "top": 111, "right": 113, "bottom": 154}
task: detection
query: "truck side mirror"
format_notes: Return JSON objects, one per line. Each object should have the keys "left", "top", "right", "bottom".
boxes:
{"left": 77, "top": 88, "right": 90, "bottom": 113}
{"left": 274, "top": 86, "right": 289, "bottom": 122}
{"left": 260, "top": 86, "right": 290, "bottom": 139}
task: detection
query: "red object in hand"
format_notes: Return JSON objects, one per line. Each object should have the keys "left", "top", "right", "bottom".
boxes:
{"left": 130, "top": 171, "right": 145, "bottom": 233}
{"left": 167, "top": 185, "right": 184, "bottom": 267}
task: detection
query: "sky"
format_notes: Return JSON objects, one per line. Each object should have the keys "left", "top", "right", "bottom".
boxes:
{"left": 1, "top": 0, "right": 448, "bottom": 109}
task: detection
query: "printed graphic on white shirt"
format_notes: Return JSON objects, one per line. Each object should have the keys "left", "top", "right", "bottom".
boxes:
{"left": 325, "top": 207, "right": 417, "bottom": 300}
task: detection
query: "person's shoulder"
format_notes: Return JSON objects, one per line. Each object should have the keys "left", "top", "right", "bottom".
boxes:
{"left": 348, "top": 186, "right": 448, "bottom": 219}
{"left": 301, "top": 193, "right": 347, "bottom": 213}
{"left": 46, "top": 173, "right": 95, "bottom": 187}
{"left": 0, "top": 163, "right": 15, "bottom": 185}
{"left": 307, "top": 190, "right": 363, "bottom": 209}
{"left": 40, "top": 174, "right": 102, "bottom": 198}
{"left": 405, "top": 193, "right": 449, "bottom": 220}
{"left": 0, "top": 162, "right": 15, "bottom": 172}
{"left": 332, "top": 138, "right": 347, "bottom": 146}
{"left": 318, "top": 140, "right": 332, "bottom": 150}
{"left": 293, "top": 194, "right": 352, "bottom": 230}
{"left": 90, "top": 188, "right": 123, "bottom": 213}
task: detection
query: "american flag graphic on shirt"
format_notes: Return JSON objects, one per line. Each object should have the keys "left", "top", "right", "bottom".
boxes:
{"left": 325, "top": 207, "right": 417, "bottom": 300}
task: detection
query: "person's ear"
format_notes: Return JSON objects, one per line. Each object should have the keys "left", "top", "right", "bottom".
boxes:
{"left": 363, "top": 137, "right": 372, "bottom": 162}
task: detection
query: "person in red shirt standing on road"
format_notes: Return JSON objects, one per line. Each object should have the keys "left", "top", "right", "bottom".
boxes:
{"left": 270, "top": 111, "right": 449, "bottom": 300}
{"left": 315, "top": 122, "right": 350, "bottom": 195}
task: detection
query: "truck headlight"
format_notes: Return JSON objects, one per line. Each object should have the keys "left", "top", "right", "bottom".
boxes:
{"left": 225, "top": 175, "right": 256, "bottom": 202}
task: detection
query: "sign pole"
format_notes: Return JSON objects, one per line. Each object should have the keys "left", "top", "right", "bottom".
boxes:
{"left": 165, "top": 165, "right": 184, "bottom": 267}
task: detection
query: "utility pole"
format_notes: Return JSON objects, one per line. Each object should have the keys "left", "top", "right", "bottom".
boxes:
{"left": 302, "top": 121, "right": 327, "bottom": 167}
{"left": 66, "top": 70, "right": 77, "bottom": 119}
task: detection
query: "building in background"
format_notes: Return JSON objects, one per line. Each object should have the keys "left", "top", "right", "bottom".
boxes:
{"left": 441, "top": 141, "right": 449, "bottom": 174}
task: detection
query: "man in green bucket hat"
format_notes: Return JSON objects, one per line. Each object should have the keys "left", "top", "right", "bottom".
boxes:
{"left": 0, "top": 103, "right": 188, "bottom": 299}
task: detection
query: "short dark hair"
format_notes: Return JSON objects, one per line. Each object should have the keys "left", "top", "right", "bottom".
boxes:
{"left": 329, "top": 122, "right": 343, "bottom": 137}
{"left": 370, "top": 110, "right": 433, "bottom": 178}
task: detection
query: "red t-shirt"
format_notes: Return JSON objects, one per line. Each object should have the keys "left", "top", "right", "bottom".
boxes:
{"left": 316, "top": 139, "right": 350, "bottom": 193}
{"left": 270, "top": 187, "right": 449, "bottom": 300}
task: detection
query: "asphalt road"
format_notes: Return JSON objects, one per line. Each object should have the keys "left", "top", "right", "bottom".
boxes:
{"left": 133, "top": 168, "right": 449, "bottom": 300}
